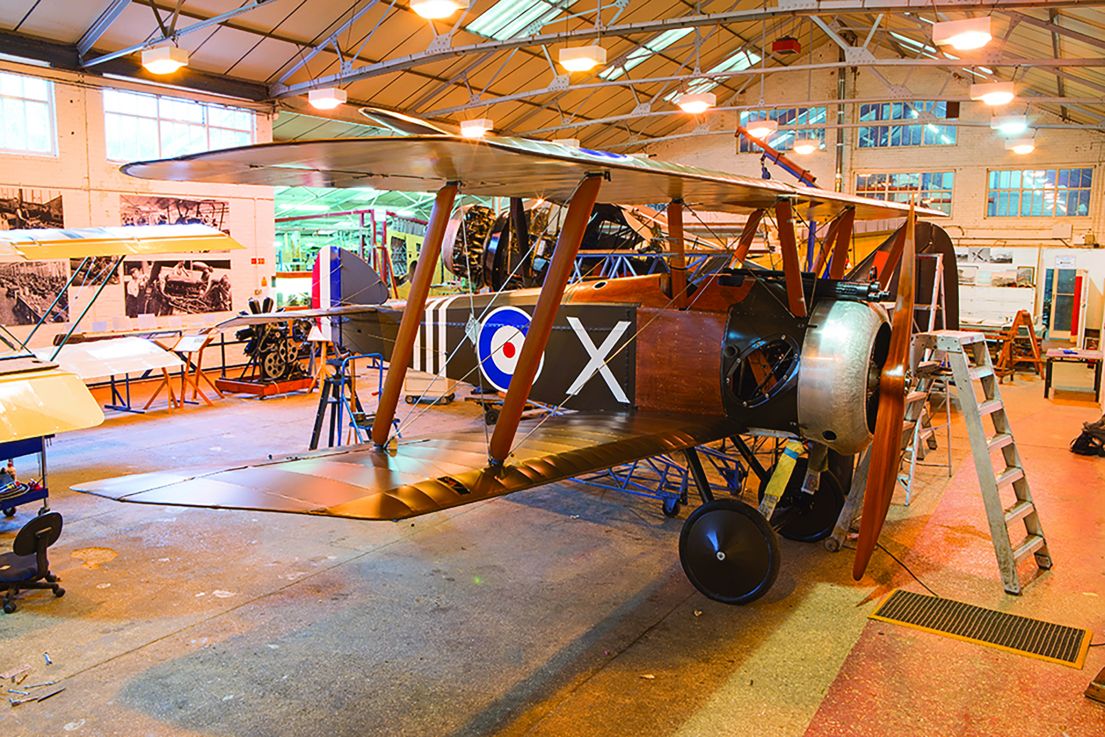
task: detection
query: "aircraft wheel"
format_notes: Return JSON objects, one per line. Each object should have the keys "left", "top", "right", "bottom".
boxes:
{"left": 761, "top": 459, "right": 846, "bottom": 543}
{"left": 679, "top": 499, "right": 779, "bottom": 605}
{"left": 3, "top": 600, "right": 15, "bottom": 614}
{"left": 661, "top": 496, "right": 682, "bottom": 518}
{"left": 2, "top": 507, "right": 14, "bottom": 518}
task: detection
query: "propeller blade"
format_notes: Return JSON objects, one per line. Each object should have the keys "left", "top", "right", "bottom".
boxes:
{"left": 852, "top": 204, "right": 916, "bottom": 580}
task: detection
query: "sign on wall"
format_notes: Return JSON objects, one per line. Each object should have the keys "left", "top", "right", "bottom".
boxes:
{"left": 123, "top": 258, "right": 232, "bottom": 318}
{"left": 120, "top": 195, "right": 230, "bottom": 233}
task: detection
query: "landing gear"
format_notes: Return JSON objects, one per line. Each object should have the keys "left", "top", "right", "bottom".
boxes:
{"left": 661, "top": 495, "right": 682, "bottom": 518}
{"left": 762, "top": 458, "right": 846, "bottom": 543}
{"left": 679, "top": 499, "right": 780, "bottom": 604}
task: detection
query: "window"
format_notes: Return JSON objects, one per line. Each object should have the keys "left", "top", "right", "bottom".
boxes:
{"left": 855, "top": 172, "right": 955, "bottom": 215}
{"left": 103, "top": 89, "right": 254, "bottom": 162}
{"left": 466, "top": 0, "right": 575, "bottom": 40}
{"left": 600, "top": 28, "right": 692, "bottom": 80}
{"left": 858, "top": 101, "right": 956, "bottom": 148}
{"left": 739, "top": 107, "right": 828, "bottom": 152}
{"left": 0, "top": 71, "right": 56, "bottom": 156}
{"left": 986, "top": 168, "right": 1093, "bottom": 217}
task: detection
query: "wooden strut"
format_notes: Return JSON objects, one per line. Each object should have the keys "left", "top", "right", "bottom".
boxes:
{"left": 811, "top": 216, "right": 842, "bottom": 276}
{"left": 774, "top": 200, "right": 808, "bottom": 318}
{"left": 828, "top": 206, "right": 856, "bottom": 280}
{"left": 732, "top": 208, "right": 765, "bottom": 264}
{"left": 877, "top": 223, "right": 909, "bottom": 291}
{"left": 371, "top": 182, "right": 459, "bottom": 448}
{"left": 487, "top": 174, "right": 604, "bottom": 464}
{"left": 667, "top": 199, "right": 688, "bottom": 309}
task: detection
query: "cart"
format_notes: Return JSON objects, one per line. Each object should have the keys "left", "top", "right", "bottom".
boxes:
{"left": 0, "top": 435, "right": 50, "bottom": 518}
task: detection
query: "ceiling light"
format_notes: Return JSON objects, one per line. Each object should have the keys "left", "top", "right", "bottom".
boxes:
{"left": 553, "top": 138, "right": 581, "bottom": 148}
{"left": 745, "top": 119, "right": 778, "bottom": 138}
{"left": 970, "top": 81, "right": 1015, "bottom": 106}
{"left": 677, "top": 92, "right": 716, "bottom": 114}
{"left": 141, "top": 46, "right": 189, "bottom": 75}
{"left": 1006, "top": 138, "right": 1035, "bottom": 155}
{"left": 308, "top": 88, "right": 347, "bottom": 110}
{"left": 792, "top": 138, "right": 819, "bottom": 155}
{"left": 410, "top": 0, "right": 467, "bottom": 20}
{"left": 932, "top": 16, "right": 992, "bottom": 51}
{"left": 558, "top": 45, "right": 607, "bottom": 73}
{"left": 991, "top": 115, "right": 1029, "bottom": 136}
{"left": 459, "top": 118, "right": 493, "bottom": 138}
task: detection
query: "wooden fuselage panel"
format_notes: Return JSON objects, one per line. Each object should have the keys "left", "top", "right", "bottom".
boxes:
{"left": 565, "top": 274, "right": 749, "bottom": 416}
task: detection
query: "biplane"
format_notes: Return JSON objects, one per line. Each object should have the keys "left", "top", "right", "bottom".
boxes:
{"left": 75, "top": 131, "right": 947, "bottom": 605}
{"left": 0, "top": 225, "right": 242, "bottom": 444}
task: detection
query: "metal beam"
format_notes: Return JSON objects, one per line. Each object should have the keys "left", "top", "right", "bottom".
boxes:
{"left": 1004, "top": 9, "right": 1105, "bottom": 53}
{"left": 78, "top": 0, "right": 130, "bottom": 57}
{"left": 271, "top": 0, "right": 1105, "bottom": 97}
{"left": 277, "top": 0, "right": 380, "bottom": 84}
{"left": 83, "top": 0, "right": 280, "bottom": 67}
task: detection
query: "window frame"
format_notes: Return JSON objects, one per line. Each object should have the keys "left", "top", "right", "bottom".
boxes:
{"left": 739, "top": 107, "right": 829, "bottom": 153}
{"left": 985, "top": 167, "right": 1094, "bottom": 218}
{"left": 0, "top": 71, "right": 58, "bottom": 158}
{"left": 854, "top": 171, "right": 955, "bottom": 216}
{"left": 857, "top": 101, "right": 957, "bottom": 149}
{"left": 102, "top": 88, "right": 255, "bottom": 163}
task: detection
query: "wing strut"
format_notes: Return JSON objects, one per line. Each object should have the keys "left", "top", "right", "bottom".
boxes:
{"left": 488, "top": 173, "right": 604, "bottom": 464}
{"left": 371, "top": 182, "right": 459, "bottom": 447}
{"left": 827, "top": 206, "right": 856, "bottom": 280}
{"left": 774, "top": 199, "right": 808, "bottom": 318}
{"left": 732, "top": 208, "right": 765, "bottom": 264}
{"left": 812, "top": 215, "right": 841, "bottom": 276}
{"left": 667, "top": 199, "right": 688, "bottom": 309}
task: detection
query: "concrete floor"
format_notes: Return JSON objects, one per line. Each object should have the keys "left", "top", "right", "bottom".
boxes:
{"left": 2, "top": 370, "right": 1105, "bottom": 736}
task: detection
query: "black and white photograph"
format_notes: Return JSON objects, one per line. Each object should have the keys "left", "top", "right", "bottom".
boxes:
{"left": 69, "top": 256, "right": 121, "bottom": 287}
{"left": 956, "top": 246, "right": 1015, "bottom": 264}
{"left": 120, "top": 194, "right": 230, "bottom": 233}
{"left": 123, "top": 257, "right": 232, "bottom": 318}
{"left": 0, "top": 187, "right": 64, "bottom": 230}
{"left": 0, "top": 260, "right": 68, "bottom": 325}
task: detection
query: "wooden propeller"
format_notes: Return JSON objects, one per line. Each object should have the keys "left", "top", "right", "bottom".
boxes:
{"left": 852, "top": 204, "right": 916, "bottom": 580}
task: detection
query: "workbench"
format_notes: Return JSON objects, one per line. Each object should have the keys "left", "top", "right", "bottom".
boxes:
{"left": 1044, "top": 348, "right": 1104, "bottom": 398}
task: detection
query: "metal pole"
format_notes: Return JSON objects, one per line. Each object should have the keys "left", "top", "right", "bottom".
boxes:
{"left": 487, "top": 174, "right": 603, "bottom": 464}
{"left": 370, "top": 182, "right": 458, "bottom": 448}
{"left": 50, "top": 256, "right": 125, "bottom": 361}
{"left": 774, "top": 200, "right": 808, "bottom": 318}
{"left": 23, "top": 256, "right": 90, "bottom": 350}
{"left": 667, "top": 199, "right": 688, "bottom": 309}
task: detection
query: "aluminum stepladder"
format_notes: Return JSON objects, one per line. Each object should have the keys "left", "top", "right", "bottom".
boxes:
{"left": 916, "top": 330, "right": 1052, "bottom": 595}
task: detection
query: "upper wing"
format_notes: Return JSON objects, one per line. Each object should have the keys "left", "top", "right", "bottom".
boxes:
{"left": 0, "top": 225, "right": 243, "bottom": 261}
{"left": 121, "top": 136, "right": 947, "bottom": 222}
{"left": 359, "top": 107, "right": 454, "bottom": 135}
{"left": 0, "top": 356, "right": 104, "bottom": 442}
{"left": 74, "top": 412, "right": 738, "bottom": 520}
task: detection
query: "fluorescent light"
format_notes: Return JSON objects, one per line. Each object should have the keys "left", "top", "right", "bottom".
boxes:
{"left": 970, "top": 81, "right": 1015, "bottom": 106}
{"left": 792, "top": 138, "right": 819, "bottom": 155}
{"left": 460, "top": 118, "right": 493, "bottom": 138}
{"left": 411, "top": 0, "right": 468, "bottom": 20}
{"left": 141, "top": 46, "right": 189, "bottom": 75}
{"left": 746, "top": 119, "right": 778, "bottom": 138}
{"left": 285, "top": 203, "right": 330, "bottom": 213}
{"left": 308, "top": 88, "right": 347, "bottom": 110}
{"left": 932, "top": 16, "right": 991, "bottom": 51}
{"left": 1006, "top": 138, "right": 1035, "bottom": 154}
{"left": 677, "top": 91, "right": 715, "bottom": 114}
{"left": 553, "top": 138, "right": 580, "bottom": 148}
{"left": 558, "top": 45, "right": 607, "bottom": 73}
{"left": 991, "top": 115, "right": 1029, "bottom": 136}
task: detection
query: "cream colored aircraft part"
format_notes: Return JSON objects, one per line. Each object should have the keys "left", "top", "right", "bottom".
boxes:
{"left": 34, "top": 337, "right": 184, "bottom": 381}
{"left": 0, "top": 367, "right": 104, "bottom": 443}
{"left": 0, "top": 225, "right": 244, "bottom": 261}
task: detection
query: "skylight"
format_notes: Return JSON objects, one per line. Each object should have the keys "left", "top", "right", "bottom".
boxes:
{"left": 599, "top": 28, "right": 693, "bottom": 80}
{"left": 466, "top": 0, "right": 575, "bottom": 41}
{"left": 663, "top": 49, "right": 761, "bottom": 102}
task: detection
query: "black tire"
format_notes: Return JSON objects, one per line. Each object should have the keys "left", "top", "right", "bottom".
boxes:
{"left": 679, "top": 499, "right": 780, "bottom": 605}
{"left": 760, "top": 458, "right": 847, "bottom": 543}
{"left": 661, "top": 496, "right": 682, "bottom": 518}
{"left": 53, "top": 588, "right": 64, "bottom": 598}
{"left": 2, "top": 507, "right": 14, "bottom": 518}
{"left": 3, "top": 601, "right": 15, "bottom": 614}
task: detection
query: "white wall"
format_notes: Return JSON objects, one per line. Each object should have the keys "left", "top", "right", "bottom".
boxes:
{"left": 0, "top": 61, "right": 276, "bottom": 349}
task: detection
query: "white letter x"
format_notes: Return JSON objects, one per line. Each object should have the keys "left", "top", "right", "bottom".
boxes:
{"left": 566, "top": 316, "right": 630, "bottom": 403}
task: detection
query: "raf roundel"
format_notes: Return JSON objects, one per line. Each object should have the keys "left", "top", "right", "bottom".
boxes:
{"left": 477, "top": 306, "right": 544, "bottom": 392}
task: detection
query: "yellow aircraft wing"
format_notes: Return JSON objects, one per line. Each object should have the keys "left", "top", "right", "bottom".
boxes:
{"left": 0, "top": 225, "right": 243, "bottom": 261}
{"left": 121, "top": 135, "right": 948, "bottom": 221}
{"left": 0, "top": 357, "right": 104, "bottom": 443}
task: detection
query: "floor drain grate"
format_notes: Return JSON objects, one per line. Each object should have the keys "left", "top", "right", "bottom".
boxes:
{"left": 870, "top": 589, "right": 1092, "bottom": 669}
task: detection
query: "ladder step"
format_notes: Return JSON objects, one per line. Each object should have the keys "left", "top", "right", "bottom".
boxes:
{"left": 1004, "top": 500, "right": 1035, "bottom": 525}
{"left": 987, "top": 433, "right": 1014, "bottom": 452}
{"left": 968, "top": 365, "right": 994, "bottom": 380}
{"left": 1012, "top": 534, "right": 1046, "bottom": 562}
{"left": 979, "top": 399, "right": 1003, "bottom": 416}
{"left": 906, "top": 390, "right": 927, "bottom": 405}
{"left": 917, "top": 360, "right": 941, "bottom": 374}
{"left": 996, "top": 467, "right": 1025, "bottom": 488}
{"left": 918, "top": 426, "right": 936, "bottom": 440}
